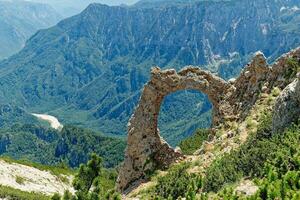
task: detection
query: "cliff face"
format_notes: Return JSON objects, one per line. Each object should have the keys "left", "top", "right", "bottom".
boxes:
{"left": 0, "top": 0, "right": 299, "bottom": 143}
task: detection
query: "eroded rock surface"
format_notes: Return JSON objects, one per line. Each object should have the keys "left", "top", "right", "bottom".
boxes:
{"left": 273, "top": 77, "right": 300, "bottom": 133}
{"left": 117, "top": 67, "right": 232, "bottom": 192}
{"left": 117, "top": 47, "right": 300, "bottom": 192}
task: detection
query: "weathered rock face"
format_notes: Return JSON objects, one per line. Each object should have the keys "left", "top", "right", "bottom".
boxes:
{"left": 117, "top": 47, "right": 300, "bottom": 192}
{"left": 228, "top": 47, "right": 300, "bottom": 122}
{"left": 272, "top": 77, "right": 300, "bottom": 133}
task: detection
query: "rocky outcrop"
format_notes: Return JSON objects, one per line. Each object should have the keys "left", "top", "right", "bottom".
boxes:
{"left": 117, "top": 47, "right": 300, "bottom": 192}
{"left": 228, "top": 47, "right": 300, "bottom": 122}
{"left": 272, "top": 76, "right": 300, "bottom": 133}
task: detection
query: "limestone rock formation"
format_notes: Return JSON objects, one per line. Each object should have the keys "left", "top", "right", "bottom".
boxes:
{"left": 272, "top": 76, "right": 300, "bottom": 133}
{"left": 117, "top": 47, "right": 300, "bottom": 192}
{"left": 117, "top": 67, "right": 232, "bottom": 192}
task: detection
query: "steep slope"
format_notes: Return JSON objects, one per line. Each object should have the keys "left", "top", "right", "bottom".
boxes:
{"left": 27, "top": 0, "right": 138, "bottom": 17}
{"left": 0, "top": 158, "right": 74, "bottom": 197}
{"left": 0, "top": 0, "right": 300, "bottom": 145}
{"left": 0, "top": 0, "right": 61, "bottom": 60}
{"left": 0, "top": 104, "right": 41, "bottom": 128}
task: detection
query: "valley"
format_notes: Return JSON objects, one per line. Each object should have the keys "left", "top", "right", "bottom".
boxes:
{"left": 0, "top": 0, "right": 61, "bottom": 60}
{"left": 32, "top": 113, "right": 63, "bottom": 130}
{"left": 0, "top": 0, "right": 300, "bottom": 146}
{"left": 0, "top": 0, "right": 299, "bottom": 199}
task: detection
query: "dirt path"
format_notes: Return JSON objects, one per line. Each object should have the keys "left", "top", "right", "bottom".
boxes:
{"left": 0, "top": 160, "right": 74, "bottom": 195}
{"left": 32, "top": 113, "right": 63, "bottom": 130}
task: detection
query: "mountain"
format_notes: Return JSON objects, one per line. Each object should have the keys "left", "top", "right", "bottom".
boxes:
{"left": 0, "top": 124, "right": 126, "bottom": 168}
{"left": 0, "top": 0, "right": 300, "bottom": 145}
{"left": 0, "top": 104, "right": 40, "bottom": 128}
{"left": 134, "top": 0, "right": 217, "bottom": 8}
{"left": 0, "top": 0, "right": 61, "bottom": 60}
{"left": 26, "top": 0, "right": 139, "bottom": 17}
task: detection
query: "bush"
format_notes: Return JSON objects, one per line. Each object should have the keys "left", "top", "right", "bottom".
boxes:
{"left": 203, "top": 112, "right": 274, "bottom": 192}
{"left": 179, "top": 129, "right": 210, "bottom": 155}
{"left": 154, "top": 163, "right": 202, "bottom": 199}
{"left": 51, "top": 193, "right": 62, "bottom": 200}
{"left": 285, "top": 58, "right": 300, "bottom": 80}
{"left": 0, "top": 185, "right": 49, "bottom": 200}
{"left": 52, "top": 153, "right": 121, "bottom": 200}
{"left": 203, "top": 122, "right": 300, "bottom": 199}
{"left": 204, "top": 112, "right": 298, "bottom": 193}
{"left": 15, "top": 176, "right": 26, "bottom": 185}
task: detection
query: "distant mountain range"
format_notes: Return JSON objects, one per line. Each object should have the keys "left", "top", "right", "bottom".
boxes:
{"left": 0, "top": 0, "right": 61, "bottom": 60}
{"left": 0, "top": 0, "right": 300, "bottom": 145}
{"left": 25, "top": 0, "right": 139, "bottom": 17}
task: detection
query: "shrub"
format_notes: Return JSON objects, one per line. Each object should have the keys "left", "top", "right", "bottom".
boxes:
{"left": 0, "top": 185, "right": 49, "bottom": 200}
{"left": 51, "top": 193, "right": 61, "bottom": 200}
{"left": 204, "top": 117, "right": 300, "bottom": 193}
{"left": 204, "top": 123, "right": 300, "bottom": 199}
{"left": 179, "top": 129, "right": 210, "bottom": 155}
{"left": 15, "top": 176, "right": 26, "bottom": 185}
{"left": 285, "top": 58, "right": 300, "bottom": 80}
{"left": 154, "top": 163, "right": 202, "bottom": 199}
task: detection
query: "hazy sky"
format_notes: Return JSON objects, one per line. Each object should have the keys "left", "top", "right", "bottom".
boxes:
{"left": 25, "top": 0, "right": 140, "bottom": 16}
{"left": 28, "top": 0, "right": 139, "bottom": 6}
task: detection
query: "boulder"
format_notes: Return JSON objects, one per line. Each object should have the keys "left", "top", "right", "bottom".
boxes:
{"left": 272, "top": 77, "right": 300, "bottom": 133}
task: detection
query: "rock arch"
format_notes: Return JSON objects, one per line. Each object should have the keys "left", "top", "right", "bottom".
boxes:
{"left": 116, "top": 48, "right": 300, "bottom": 192}
{"left": 117, "top": 66, "right": 232, "bottom": 192}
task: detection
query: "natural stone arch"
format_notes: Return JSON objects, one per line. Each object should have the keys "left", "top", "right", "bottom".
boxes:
{"left": 116, "top": 48, "right": 300, "bottom": 192}
{"left": 117, "top": 66, "right": 232, "bottom": 192}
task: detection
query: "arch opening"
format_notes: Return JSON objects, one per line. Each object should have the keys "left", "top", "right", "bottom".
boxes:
{"left": 158, "top": 89, "right": 212, "bottom": 147}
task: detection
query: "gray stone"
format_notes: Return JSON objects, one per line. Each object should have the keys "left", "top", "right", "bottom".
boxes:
{"left": 272, "top": 78, "right": 300, "bottom": 133}
{"left": 116, "top": 66, "right": 232, "bottom": 191}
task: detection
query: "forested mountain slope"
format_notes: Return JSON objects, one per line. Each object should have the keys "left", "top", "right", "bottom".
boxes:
{"left": 0, "top": 124, "right": 125, "bottom": 168}
{"left": 0, "top": 0, "right": 300, "bottom": 145}
{"left": 0, "top": 0, "right": 61, "bottom": 60}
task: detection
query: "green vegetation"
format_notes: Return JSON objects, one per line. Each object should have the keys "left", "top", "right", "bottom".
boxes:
{"left": 15, "top": 176, "right": 26, "bottom": 185}
{"left": 203, "top": 111, "right": 274, "bottom": 192}
{"left": 1, "top": 156, "right": 73, "bottom": 177}
{"left": 0, "top": 185, "right": 49, "bottom": 200}
{"left": 52, "top": 154, "right": 121, "bottom": 200}
{"left": 148, "top": 107, "right": 300, "bottom": 199}
{"left": 202, "top": 113, "right": 300, "bottom": 198}
{"left": 0, "top": 124, "right": 126, "bottom": 168}
{"left": 179, "top": 129, "right": 210, "bottom": 155}
{"left": 154, "top": 163, "right": 202, "bottom": 200}
{"left": 285, "top": 58, "right": 300, "bottom": 80}
{"left": 201, "top": 122, "right": 300, "bottom": 199}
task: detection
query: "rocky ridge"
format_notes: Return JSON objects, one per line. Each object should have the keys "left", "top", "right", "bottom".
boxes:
{"left": 117, "top": 47, "right": 300, "bottom": 192}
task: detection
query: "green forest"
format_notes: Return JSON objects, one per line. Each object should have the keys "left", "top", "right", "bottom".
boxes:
{"left": 0, "top": 124, "right": 126, "bottom": 168}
